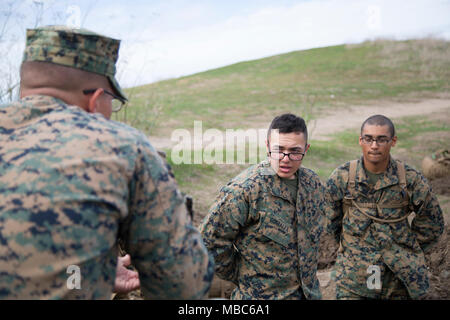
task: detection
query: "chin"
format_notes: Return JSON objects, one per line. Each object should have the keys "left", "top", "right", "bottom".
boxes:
{"left": 277, "top": 170, "right": 295, "bottom": 179}
{"left": 367, "top": 159, "right": 380, "bottom": 165}
{"left": 366, "top": 155, "right": 383, "bottom": 163}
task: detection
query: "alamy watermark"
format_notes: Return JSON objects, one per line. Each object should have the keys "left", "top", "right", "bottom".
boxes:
{"left": 66, "top": 264, "right": 81, "bottom": 290}
{"left": 366, "top": 5, "right": 381, "bottom": 31}
{"left": 24, "top": 1, "right": 82, "bottom": 29}
{"left": 366, "top": 265, "right": 381, "bottom": 290}
{"left": 170, "top": 121, "right": 281, "bottom": 168}
{"left": 66, "top": 5, "right": 81, "bottom": 28}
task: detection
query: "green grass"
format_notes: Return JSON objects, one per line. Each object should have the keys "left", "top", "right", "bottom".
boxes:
{"left": 395, "top": 118, "right": 448, "bottom": 148}
{"left": 302, "top": 137, "right": 360, "bottom": 180}
{"left": 391, "top": 115, "right": 450, "bottom": 170}
{"left": 114, "top": 38, "right": 450, "bottom": 137}
{"left": 165, "top": 150, "right": 219, "bottom": 189}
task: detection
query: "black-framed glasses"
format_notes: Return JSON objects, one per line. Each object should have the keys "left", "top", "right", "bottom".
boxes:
{"left": 361, "top": 135, "right": 392, "bottom": 146}
{"left": 269, "top": 150, "right": 305, "bottom": 161}
{"left": 83, "top": 88, "right": 125, "bottom": 112}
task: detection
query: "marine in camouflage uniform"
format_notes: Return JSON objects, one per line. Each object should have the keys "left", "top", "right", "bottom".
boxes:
{"left": 0, "top": 26, "right": 213, "bottom": 299}
{"left": 326, "top": 115, "right": 444, "bottom": 299}
{"left": 200, "top": 114, "right": 326, "bottom": 300}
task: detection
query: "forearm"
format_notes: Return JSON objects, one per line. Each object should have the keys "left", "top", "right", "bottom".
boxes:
{"left": 132, "top": 203, "right": 214, "bottom": 299}
{"left": 325, "top": 174, "right": 345, "bottom": 245}
{"left": 323, "top": 199, "right": 344, "bottom": 245}
{"left": 411, "top": 195, "right": 444, "bottom": 252}
{"left": 200, "top": 210, "right": 241, "bottom": 283}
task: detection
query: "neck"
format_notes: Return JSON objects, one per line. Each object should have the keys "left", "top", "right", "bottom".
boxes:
{"left": 20, "top": 87, "right": 87, "bottom": 111}
{"left": 363, "top": 156, "right": 390, "bottom": 174}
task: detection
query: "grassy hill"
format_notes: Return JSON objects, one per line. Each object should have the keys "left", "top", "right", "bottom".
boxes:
{"left": 115, "top": 38, "right": 449, "bottom": 137}
{"left": 113, "top": 38, "right": 450, "bottom": 222}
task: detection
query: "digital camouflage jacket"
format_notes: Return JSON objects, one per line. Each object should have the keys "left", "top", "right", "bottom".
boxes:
{"left": 326, "top": 157, "right": 444, "bottom": 299}
{"left": 0, "top": 95, "right": 213, "bottom": 299}
{"left": 200, "top": 160, "right": 327, "bottom": 300}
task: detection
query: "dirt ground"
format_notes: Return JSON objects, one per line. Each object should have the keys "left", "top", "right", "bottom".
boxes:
{"left": 431, "top": 176, "right": 450, "bottom": 197}
{"left": 310, "top": 96, "right": 450, "bottom": 140}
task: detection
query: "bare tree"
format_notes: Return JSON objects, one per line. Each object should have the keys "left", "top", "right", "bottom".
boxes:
{"left": 0, "top": 0, "right": 73, "bottom": 103}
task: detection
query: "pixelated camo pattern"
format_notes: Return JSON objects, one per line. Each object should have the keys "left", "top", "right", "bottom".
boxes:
{"left": 200, "top": 161, "right": 328, "bottom": 300}
{"left": 23, "top": 26, "right": 119, "bottom": 77}
{"left": 0, "top": 95, "right": 213, "bottom": 299}
{"left": 326, "top": 157, "right": 444, "bottom": 299}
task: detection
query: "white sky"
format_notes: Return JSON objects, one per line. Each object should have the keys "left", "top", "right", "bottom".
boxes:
{"left": 1, "top": 0, "right": 449, "bottom": 91}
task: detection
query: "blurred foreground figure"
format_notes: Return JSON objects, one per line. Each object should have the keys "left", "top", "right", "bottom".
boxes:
{"left": 0, "top": 26, "right": 213, "bottom": 299}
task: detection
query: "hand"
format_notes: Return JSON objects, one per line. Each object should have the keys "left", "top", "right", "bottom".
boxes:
{"left": 114, "top": 254, "right": 140, "bottom": 293}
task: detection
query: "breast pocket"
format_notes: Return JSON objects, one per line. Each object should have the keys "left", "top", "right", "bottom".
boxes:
{"left": 257, "top": 212, "right": 291, "bottom": 248}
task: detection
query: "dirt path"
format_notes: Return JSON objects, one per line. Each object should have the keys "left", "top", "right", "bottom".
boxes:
{"left": 310, "top": 98, "right": 450, "bottom": 140}
{"left": 148, "top": 98, "right": 450, "bottom": 149}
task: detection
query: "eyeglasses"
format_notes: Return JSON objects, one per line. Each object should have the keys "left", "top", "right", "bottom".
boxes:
{"left": 269, "top": 150, "right": 305, "bottom": 161}
{"left": 83, "top": 89, "right": 126, "bottom": 112}
{"left": 361, "top": 135, "right": 392, "bottom": 145}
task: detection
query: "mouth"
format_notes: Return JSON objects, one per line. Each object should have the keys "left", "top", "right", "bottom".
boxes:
{"left": 279, "top": 165, "right": 292, "bottom": 173}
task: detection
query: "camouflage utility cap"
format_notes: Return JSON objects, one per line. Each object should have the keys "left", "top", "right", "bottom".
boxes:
{"left": 23, "top": 25, "right": 127, "bottom": 102}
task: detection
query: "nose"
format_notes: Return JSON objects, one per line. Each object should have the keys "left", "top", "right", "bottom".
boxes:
{"left": 280, "top": 154, "right": 290, "bottom": 163}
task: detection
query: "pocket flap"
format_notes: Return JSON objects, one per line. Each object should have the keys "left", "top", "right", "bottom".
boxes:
{"left": 260, "top": 214, "right": 291, "bottom": 248}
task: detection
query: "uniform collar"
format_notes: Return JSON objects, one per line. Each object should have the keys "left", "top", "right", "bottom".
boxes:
{"left": 357, "top": 156, "right": 400, "bottom": 191}
{"left": 21, "top": 94, "right": 68, "bottom": 111}
{"left": 258, "top": 160, "right": 299, "bottom": 205}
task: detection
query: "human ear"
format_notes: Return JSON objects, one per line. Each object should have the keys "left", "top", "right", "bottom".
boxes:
{"left": 391, "top": 136, "right": 397, "bottom": 147}
{"left": 87, "top": 88, "right": 104, "bottom": 113}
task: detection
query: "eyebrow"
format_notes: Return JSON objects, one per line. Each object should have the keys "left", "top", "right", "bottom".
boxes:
{"left": 273, "top": 145, "right": 304, "bottom": 151}
{"left": 363, "top": 134, "right": 389, "bottom": 138}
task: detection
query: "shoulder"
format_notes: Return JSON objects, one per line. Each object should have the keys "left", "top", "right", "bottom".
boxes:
{"left": 88, "top": 113, "right": 150, "bottom": 145}
{"left": 400, "top": 160, "right": 422, "bottom": 178}
{"left": 333, "top": 160, "right": 354, "bottom": 175}
{"left": 221, "top": 161, "right": 280, "bottom": 196}
{"left": 327, "top": 159, "right": 356, "bottom": 184}
{"left": 299, "top": 166, "right": 321, "bottom": 180}
{"left": 225, "top": 161, "right": 265, "bottom": 190}
{"left": 62, "top": 104, "right": 164, "bottom": 172}
{"left": 396, "top": 159, "right": 431, "bottom": 189}
{"left": 298, "top": 166, "right": 323, "bottom": 187}
{"left": 75, "top": 110, "right": 160, "bottom": 161}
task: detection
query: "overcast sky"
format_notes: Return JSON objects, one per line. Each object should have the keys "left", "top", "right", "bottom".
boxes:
{"left": 1, "top": 0, "right": 450, "bottom": 89}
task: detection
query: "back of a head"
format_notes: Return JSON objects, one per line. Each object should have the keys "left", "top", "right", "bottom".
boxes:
{"left": 361, "top": 114, "right": 396, "bottom": 137}
{"left": 267, "top": 113, "right": 308, "bottom": 142}
{"left": 20, "top": 60, "right": 111, "bottom": 93}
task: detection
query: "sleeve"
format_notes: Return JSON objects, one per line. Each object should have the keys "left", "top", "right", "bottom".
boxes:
{"left": 120, "top": 139, "right": 214, "bottom": 299}
{"left": 198, "top": 183, "right": 249, "bottom": 285}
{"left": 409, "top": 173, "right": 445, "bottom": 253}
{"left": 325, "top": 168, "right": 346, "bottom": 245}
{"left": 308, "top": 175, "right": 328, "bottom": 242}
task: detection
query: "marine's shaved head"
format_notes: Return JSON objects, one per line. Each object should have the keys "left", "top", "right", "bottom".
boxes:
{"left": 20, "top": 61, "right": 112, "bottom": 93}
{"left": 361, "top": 114, "right": 396, "bottom": 138}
